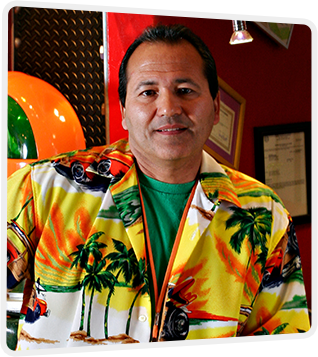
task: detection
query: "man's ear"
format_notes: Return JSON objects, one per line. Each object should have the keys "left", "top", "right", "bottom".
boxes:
{"left": 119, "top": 102, "right": 128, "bottom": 130}
{"left": 213, "top": 91, "right": 221, "bottom": 125}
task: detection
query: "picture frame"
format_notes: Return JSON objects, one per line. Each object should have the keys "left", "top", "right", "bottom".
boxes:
{"left": 243, "top": 5, "right": 299, "bottom": 48}
{"left": 204, "top": 77, "right": 246, "bottom": 170}
{"left": 254, "top": 122, "right": 311, "bottom": 225}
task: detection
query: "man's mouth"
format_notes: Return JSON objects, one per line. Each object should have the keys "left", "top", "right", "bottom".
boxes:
{"left": 157, "top": 127, "right": 186, "bottom": 132}
{"left": 156, "top": 124, "right": 187, "bottom": 134}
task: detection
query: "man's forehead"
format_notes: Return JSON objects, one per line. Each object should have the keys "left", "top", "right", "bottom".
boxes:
{"left": 126, "top": 40, "right": 205, "bottom": 81}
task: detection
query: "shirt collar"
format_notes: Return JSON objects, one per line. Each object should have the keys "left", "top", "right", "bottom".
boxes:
{"left": 199, "top": 151, "right": 241, "bottom": 207}
{"left": 86, "top": 140, "right": 241, "bottom": 207}
{"left": 85, "top": 139, "right": 134, "bottom": 181}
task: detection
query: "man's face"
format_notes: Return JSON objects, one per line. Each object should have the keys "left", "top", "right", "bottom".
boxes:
{"left": 121, "top": 40, "right": 220, "bottom": 168}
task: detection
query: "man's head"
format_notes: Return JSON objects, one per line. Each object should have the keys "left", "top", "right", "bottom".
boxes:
{"left": 118, "top": 24, "right": 219, "bottom": 107}
{"left": 118, "top": 24, "right": 220, "bottom": 183}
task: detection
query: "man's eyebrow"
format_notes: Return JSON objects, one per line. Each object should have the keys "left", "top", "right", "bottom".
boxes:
{"left": 175, "top": 78, "right": 201, "bottom": 89}
{"left": 134, "top": 78, "right": 201, "bottom": 91}
{"left": 135, "top": 80, "right": 158, "bottom": 90}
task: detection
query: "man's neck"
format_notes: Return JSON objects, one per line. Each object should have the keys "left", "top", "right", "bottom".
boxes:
{"left": 135, "top": 156, "right": 201, "bottom": 184}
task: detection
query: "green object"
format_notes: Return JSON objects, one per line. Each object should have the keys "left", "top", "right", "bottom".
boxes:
{"left": 269, "top": 23, "right": 290, "bottom": 40}
{"left": 8, "top": 95, "right": 38, "bottom": 159}
{"left": 6, "top": 314, "right": 19, "bottom": 351}
{"left": 138, "top": 169, "right": 195, "bottom": 291}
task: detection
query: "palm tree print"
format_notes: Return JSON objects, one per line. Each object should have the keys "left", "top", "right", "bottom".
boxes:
{"left": 70, "top": 231, "right": 106, "bottom": 270}
{"left": 82, "top": 257, "right": 117, "bottom": 337}
{"left": 126, "top": 258, "right": 149, "bottom": 335}
{"left": 106, "top": 239, "right": 138, "bottom": 284}
{"left": 69, "top": 231, "right": 107, "bottom": 331}
{"left": 254, "top": 323, "right": 289, "bottom": 335}
{"left": 225, "top": 206, "right": 272, "bottom": 307}
{"left": 103, "top": 239, "right": 138, "bottom": 338}
{"left": 69, "top": 235, "right": 148, "bottom": 339}
{"left": 225, "top": 206, "right": 272, "bottom": 270}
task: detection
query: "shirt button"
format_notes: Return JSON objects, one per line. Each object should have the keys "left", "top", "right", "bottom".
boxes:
{"left": 138, "top": 315, "right": 147, "bottom": 322}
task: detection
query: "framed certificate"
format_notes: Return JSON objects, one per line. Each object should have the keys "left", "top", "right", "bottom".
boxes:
{"left": 254, "top": 122, "right": 311, "bottom": 224}
{"left": 243, "top": 5, "right": 299, "bottom": 48}
{"left": 204, "top": 77, "right": 246, "bottom": 170}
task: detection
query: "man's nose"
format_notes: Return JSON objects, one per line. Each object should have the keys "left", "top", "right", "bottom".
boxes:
{"left": 156, "top": 90, "right": 182, "bottom": 117}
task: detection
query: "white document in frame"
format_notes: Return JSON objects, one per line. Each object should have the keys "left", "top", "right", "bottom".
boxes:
{"left": 263, "top": 131, "right": 307, "bottom": 217}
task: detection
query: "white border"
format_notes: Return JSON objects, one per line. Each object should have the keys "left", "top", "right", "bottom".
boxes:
{"left": 0, "top": 0, "right": 318, "bottom": 356}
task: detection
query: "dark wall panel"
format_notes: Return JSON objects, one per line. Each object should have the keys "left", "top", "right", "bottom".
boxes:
{"left": 13, "top": 7, "right": 105, "bottom": 147}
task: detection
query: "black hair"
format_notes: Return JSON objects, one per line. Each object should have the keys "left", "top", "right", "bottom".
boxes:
{"left": 118, "top": 24, "right": 219, "bottom": 107}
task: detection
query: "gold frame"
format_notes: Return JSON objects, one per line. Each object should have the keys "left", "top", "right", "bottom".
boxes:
{"left": 204, "top": 77, "right": 246, "bottom": 170}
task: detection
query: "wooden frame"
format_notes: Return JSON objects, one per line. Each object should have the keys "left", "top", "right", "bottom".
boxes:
{"left": 204, "top": 77, "right": 246, "bottom": 170}
{"left": 243, "top": 5, "right": 299, "bottom": 48}
{"left": 254, "top": 122, "right": 311, "bottom": 224}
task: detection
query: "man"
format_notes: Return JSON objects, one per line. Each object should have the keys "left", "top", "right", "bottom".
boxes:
{"left": 7, "top": 24, "right": 310, "bottom": 350}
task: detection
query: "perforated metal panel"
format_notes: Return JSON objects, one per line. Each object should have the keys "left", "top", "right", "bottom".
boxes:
{"left": 13, "top": 7, "right": 106, "bottom": 147}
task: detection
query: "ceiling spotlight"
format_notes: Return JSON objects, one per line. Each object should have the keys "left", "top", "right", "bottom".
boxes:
{"left": 230, "top": 20, "right": 253, "bottom": 45}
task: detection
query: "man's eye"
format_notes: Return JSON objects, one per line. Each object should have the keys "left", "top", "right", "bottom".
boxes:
{"left": 141, "top": 90, "right": 156, "bottom": 97}
{"left": 178, "top": 88, "right": 193, "bottom": 95}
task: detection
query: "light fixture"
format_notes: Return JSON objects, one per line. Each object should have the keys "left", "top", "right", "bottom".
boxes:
{"left": 229, "top": 21, "right": 253, "bottom": 45}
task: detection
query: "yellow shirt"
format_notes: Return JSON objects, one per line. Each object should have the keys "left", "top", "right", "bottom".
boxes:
{"left": 7, "top": 139, "right": 311, "bottom": 350}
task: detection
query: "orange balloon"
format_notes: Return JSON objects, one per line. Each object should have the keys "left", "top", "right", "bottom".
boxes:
{"left": 8, "top": 72, "right": 86, "bottom": 177}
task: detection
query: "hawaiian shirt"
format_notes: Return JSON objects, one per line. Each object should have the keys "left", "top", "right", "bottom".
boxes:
{"left": 7, "top": 138, "right": 311, "bottom": 350}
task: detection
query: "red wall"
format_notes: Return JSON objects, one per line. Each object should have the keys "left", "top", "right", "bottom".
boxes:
{"left": 107, "top": 13, "right": 155, "bottom": 142}
{"left": 107, "top": 14, "right": 312, "bottom": 312}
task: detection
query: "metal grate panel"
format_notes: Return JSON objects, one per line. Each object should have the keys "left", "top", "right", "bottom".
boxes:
{"left": 14, "top": 7, "right": 105, "bottom": 147}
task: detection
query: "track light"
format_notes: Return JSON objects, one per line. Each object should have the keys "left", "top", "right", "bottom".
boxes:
{"left": 230, "top": 21, "right": 253, "bottom": 45}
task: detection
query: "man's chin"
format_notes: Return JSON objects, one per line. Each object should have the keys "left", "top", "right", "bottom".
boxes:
{"left": 154, "top": 148, "right": 197, "bottom": 163}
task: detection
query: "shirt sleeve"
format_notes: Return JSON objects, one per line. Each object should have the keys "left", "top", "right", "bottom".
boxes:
{"left": 240, "top": 219, "right": 311, "bottom": 335}
{"left": 7, "top": 165, "right": 37, "bottom": 290}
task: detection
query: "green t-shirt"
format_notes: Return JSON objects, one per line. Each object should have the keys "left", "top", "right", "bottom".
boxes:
{"left": 138, "top": 170, "right": 195, "bottom": 292}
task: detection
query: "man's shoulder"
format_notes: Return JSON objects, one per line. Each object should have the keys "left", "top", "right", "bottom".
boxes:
{"left": 31, "top": 138, "right": 131, "bottom": 167}
{"left": 8, "top": 138, "right": 134, "bottom": 192}
{"left": 35, "top": 138, "right": 133, "bottom": 185}
{"left": 220, "top": 165, "right": 284, "bottom": 206}
{"left": 221, "top": 165, "right": 262, "bottom": 187}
